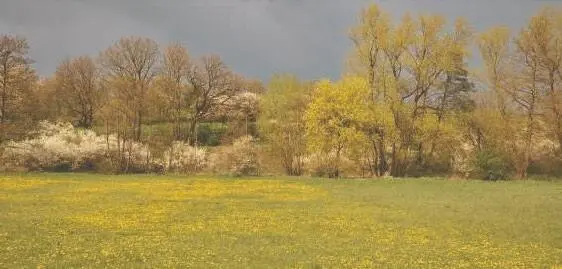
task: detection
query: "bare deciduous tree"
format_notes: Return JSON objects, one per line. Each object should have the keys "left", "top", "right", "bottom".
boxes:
{"left": 156, "top": 43, "right": 191, "bottom": 140}
{"left": 186, "top": 55, "right": 243, "bottom": 144}
{"left": 54, "top": 56, "right": 104, "bottom": 128}
{"left": 0, "top": 35, "right": 36, "bottom": 142}
{"left": 100, "top": 36, "right": 159, "bottom": 141}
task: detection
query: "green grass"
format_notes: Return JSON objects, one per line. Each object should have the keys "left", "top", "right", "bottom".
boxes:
{"left": 92, "top": 121, "right": 230, "bottom": 147}
{"left": 1, "top": 174, "right": 561, "bottom": 268}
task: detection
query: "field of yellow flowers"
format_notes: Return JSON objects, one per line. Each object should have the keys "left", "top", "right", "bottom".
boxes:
{"left": 0, "top": 173, "right": 561, "bottom": 268}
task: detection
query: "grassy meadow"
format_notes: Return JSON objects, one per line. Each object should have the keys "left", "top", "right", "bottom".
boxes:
{"left": 0, "top": 173, "right": 561, "bottom": 268}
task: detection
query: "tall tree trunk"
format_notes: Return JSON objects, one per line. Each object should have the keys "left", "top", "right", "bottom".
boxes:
{"left": 376, "top": 136, "right": 388, "bottom": 176}
{"left": 548, "top": 71, "right": 562, "bottom": 153}
{"left": 105, "top": 120, "right": 110, "bottom": 154}
{"left": 116, "top": 116, "right": 122, "bottom": 172}
{"left": 430, "top": 74, "right": 451, "bottom": 157}
{"left": 0, "top": 68, "right": 7, "bottom": 144}
{"left": 416, "top": 142, "right": 423, "bottom": 166}
{"left": 187, "top": 118, "right": 198, "bottom": 145}
{"left": 136, "top": 109, "right": 142, "bottom": 141}
{"left": 390, "top": 143, "right": 397, "bottom": 177}
{"left": 332, "top": 145, "right": 343, "bottom": 179}
{"left": 372, "top": 140, "right": 379, "bottom": 176}
{"left": 174, "top": 110, "right": 182, "bottom": 141}
{"left": 517, "top": 112, "right": 534, "bottom": 179}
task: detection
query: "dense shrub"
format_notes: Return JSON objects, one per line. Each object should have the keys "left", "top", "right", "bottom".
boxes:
{"left": 303, "top": 152, "right": 356, "bottom": 178}
{"left": 197, "top": 123, "right": 227, "bottom": 146}
{"left": 0, "top": 121, "right": 155, "bottom": 173}
{"left": 450, "top": 143, "right": 474, "bottom": 178}
{"left": 472, "top": 149, "right": 512, "bottom": 181}
{"left": 2, "top": 122, "right": 105, "bottom": 171}
{"left": 208, "top": 135, "right": 260, "bottom": 176}
{"left": 163, "top": 142, "right": 208, "bottom": 174}
{"left": 528, "top": 156, "right": 562, "bottom": 177}
{"left": 527, "top": 138, "right": 562, "bottom": 177}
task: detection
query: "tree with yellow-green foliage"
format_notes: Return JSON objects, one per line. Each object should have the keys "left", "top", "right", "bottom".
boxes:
{"left": 348, "top": 3, "right": 473, "bottom": 176}
{"left": 305, "top": 76, "right": 372, "bottom": 178}
{"left": 475, "top": 6, "right": 562, "bottom": 178}
{"left": 259, "top": 74, "right": 311, "bottom": 176}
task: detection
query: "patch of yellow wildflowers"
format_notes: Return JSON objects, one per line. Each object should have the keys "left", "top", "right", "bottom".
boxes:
{"left": 0, "top": 177, "right": 51, "bottom": 191}
{"left": 134, "top": 179, "right": 327, "bottom": 201}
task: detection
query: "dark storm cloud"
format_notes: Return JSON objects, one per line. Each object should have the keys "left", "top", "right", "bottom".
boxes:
{"left": 0, "top": 0, "right": 557, "bottom": 81}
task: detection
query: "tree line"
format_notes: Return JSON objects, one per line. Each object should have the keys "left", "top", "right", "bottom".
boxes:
{"left": 1, "top": 4, "right": 561, "bottom": 179}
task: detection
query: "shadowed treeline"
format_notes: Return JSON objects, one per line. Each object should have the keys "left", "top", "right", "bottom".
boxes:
{"left": 1, "top": 4, "right": 562, "bottom": 180}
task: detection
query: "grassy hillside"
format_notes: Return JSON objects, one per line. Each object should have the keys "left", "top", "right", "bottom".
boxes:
{"left": 1, "top": 174, "right": 561, "bottom": 268}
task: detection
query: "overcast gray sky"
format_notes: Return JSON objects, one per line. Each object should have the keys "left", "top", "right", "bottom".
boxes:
{"left": 0, "top": 0, "right": 559, "bottom": 81}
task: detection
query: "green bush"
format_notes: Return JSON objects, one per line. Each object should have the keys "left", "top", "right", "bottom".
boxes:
{"left": 527, "top": 154, "right": 562, "bottom": 177}
{"left": 198, "top": 122, "right": 227, "bottom": 146}
{"left": 473, "top": 150, "right": 511, "bottom": 180}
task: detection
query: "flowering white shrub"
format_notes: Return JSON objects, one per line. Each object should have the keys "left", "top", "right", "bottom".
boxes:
{"left": 0, "top": 121, "right": 154, "bottom": 172}
{"left": 163, "top": 142, "right": 208, "bottom": 174}
{"left": 2, "top": 121, "right": 103, "bottom": 170}
{"left": 214, "top": 92, "right": 260, "bottom": 120}
{"left": 451, "top": 142, "right": 475, "bottom": 178}
{"left": 302, "top": 151, "right": 355, "bottom": 178}
{"left": 117, "top": 139, "right": 155, "bottom": 173}
{"left": 208, "top": 135, "right": 260, "bottom": 176}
